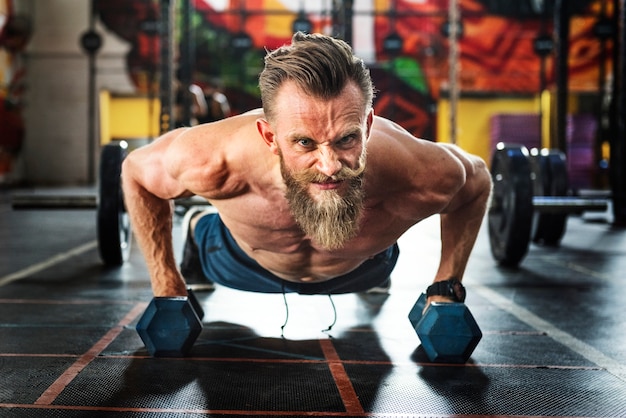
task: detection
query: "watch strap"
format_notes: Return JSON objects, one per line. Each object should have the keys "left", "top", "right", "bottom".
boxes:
{"left": 426, "top": 278, "right": 466, "bottom": 302}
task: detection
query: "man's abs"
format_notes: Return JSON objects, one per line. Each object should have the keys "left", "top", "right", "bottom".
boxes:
{"left": 233, "top": 234, "right": 372, "bottom": 283}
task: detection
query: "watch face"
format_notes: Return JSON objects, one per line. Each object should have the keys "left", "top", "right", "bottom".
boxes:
{"left": 450, "top": 279, "right": 466, "bottom": 302}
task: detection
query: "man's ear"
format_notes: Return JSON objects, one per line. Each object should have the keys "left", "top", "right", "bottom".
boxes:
{"left": 365, "top": 109, "right": 374, "bottom": 141}
{"left": 256, "top": 118, "right": 279, "bottom": 155}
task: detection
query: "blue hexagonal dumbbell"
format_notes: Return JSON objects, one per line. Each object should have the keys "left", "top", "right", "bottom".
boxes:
{"left": 136, "top": 289, "right": 203, "bottom": 357}
{"left": 408, "top": 293, "right": 482, "bottom": 363}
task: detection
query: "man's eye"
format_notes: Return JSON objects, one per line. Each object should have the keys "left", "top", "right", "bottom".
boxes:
{"left": 338, "top": 135, "right": 356, "bottom": 146}
{"left": 298, "top": 138, "right": 313, "bottom": 147}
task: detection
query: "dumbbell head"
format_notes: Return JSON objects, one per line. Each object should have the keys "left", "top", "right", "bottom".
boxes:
{"left": 186, "top": 288, "right": 205, "bottom": 320}
{"left": 136, "top": 296, "right": 203, "bottom": 357}
{"left": 408, "top": 293, "right": 428, "bottom": 329}
{"left": 408, "top": 294, "right": 482, "bottom": 363}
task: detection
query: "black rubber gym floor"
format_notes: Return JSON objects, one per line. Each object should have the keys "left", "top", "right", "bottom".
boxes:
{"left": 1, "top": 188, "right": 626, "bottom": 417}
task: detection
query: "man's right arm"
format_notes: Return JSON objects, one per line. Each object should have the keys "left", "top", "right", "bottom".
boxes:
{"left": 121, "top": 129, "right": 192, "bottom": 297}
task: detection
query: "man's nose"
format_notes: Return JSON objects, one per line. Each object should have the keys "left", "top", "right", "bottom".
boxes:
{"left": 315, "top": 147, "right": 342, "bottom": 177}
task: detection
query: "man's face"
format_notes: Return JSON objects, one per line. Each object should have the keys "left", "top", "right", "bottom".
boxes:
{"left": 260, "top": 81, "right": 372, "bottom": 250}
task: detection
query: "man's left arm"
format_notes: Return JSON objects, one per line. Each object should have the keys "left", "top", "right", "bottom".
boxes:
{"left": 432, "top": 145, "right": 492, "bottom": 301}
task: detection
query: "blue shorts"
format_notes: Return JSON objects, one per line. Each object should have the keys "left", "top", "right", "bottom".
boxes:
{"left": 194, "top": 213, "right": 399, "bottom": 294}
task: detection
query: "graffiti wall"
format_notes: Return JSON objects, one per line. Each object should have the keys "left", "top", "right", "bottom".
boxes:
{"left": 0, "top": 0, "right": 30, "bottom": 182}
{"left": 92, "top": 0, "right": 613, "bottom": 141}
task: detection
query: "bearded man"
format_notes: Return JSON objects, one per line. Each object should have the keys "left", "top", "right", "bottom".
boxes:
{"left": 121, "top": 32, "right": 492, "bottom": 305}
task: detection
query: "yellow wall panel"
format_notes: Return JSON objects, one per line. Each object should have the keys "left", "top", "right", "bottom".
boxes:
{"left": 99, "top": 90, "right": 160, "bottom": 145}
{"left": 437, "top": 95, "right": 540, "bottom": 164}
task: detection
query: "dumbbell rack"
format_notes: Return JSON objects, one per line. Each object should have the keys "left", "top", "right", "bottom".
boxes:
{"left": 488, "top": 143, "right": 611, "bottom": 267}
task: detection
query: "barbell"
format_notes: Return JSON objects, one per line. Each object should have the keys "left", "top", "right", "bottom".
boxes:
{"left": 488, "top": 143, "right": 609, "bottom": 267}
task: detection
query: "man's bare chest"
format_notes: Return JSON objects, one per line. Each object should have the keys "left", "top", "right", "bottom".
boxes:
{"left": 218, "top": 195, "right": 402, "bottom": 253}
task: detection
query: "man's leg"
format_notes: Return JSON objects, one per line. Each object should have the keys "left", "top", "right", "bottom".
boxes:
{"left": 179, "top": 207, "right": 216, "bottom": 291}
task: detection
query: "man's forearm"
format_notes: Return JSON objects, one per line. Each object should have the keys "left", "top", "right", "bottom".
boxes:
{"left": 437, "top": 202, "right": 485, "bottom": 282}
{"left": 435, "top": 171, "right": 492, "bottom": 284}
{"left": 123, "top": 179, "right": 188, "bottom": 297}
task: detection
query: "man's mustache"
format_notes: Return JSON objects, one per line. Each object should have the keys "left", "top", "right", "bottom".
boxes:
{"left": 289, "top": 164, "right": 365, "bottom": 184}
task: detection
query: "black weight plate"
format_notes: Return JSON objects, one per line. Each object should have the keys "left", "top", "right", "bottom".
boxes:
{"left": 540, "top": 150, "right": 568, "bottom": 245}
{"left": 97, "top": 142, "right": 131, "bottom": 266}
{"left": 488, "top": 144, "right": 533, "bottom": 267}
{"left": 530, "top": 149, "right": 569, "bottom": 245}
{"left": 529, "top": 150, "right": 550, "bottom": 243}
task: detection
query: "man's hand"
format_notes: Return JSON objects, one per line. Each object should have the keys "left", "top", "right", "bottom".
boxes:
{"left": 426, "top": 294, "right": 456, "bottom": 304}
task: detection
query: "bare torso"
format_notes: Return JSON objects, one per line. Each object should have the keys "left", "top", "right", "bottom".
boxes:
{"left": 215, "top": 179, "right": 414, "bottom": 283}
{"left": 165, "top": 110, "right": 462, "bottom": 284}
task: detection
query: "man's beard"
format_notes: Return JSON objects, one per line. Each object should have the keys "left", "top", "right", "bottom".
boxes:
{"left": 280, "top": 154, "right": 366, "bottom": 251}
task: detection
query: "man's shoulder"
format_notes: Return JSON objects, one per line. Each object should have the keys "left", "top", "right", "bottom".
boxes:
{"left": 166, "top": 110, "right": 272, "bottom": 197}
{"left": 368, "top": 121, "right": 436, "bottom": 169}
{"left": 365, "top": 121, "right": 462, "bottom": 205}
{"left": 181, "top": 110, "right": 263, "bottom": 146}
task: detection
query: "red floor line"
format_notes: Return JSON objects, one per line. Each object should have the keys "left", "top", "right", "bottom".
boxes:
{"left": 33, "top": 302, "right": 147, "bottom": 406}
{"left": 0, "top": 405, "right": 599, "bottom": 418}
{"left": 92, "top": 354, "right": 605, "bottom": 372}
{"left": 1, "top": 350, "right": 600, "bottom": 374}
{"left": 482, "top": 330, "right": 547, "bottom": 336}
{"left": 0, "top": 353, "right": 78, "bottom": 358}
{"left": 101, "top": 354, "right": 328, "bottom": 363}
{"left": 0, "top": 298, "right": 136, "bottom": 305}
{"left": 0, "top": 404, "right": 349, "bottom": 416}
{"left": 319, "top": 338, "right": 365, "bottom": 415}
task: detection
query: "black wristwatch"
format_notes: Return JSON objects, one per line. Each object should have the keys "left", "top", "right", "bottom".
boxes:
{"left": 426, "top": 278, "right": 466, "bottom": 302}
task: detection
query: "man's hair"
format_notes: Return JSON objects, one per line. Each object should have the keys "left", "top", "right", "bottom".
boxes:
{"left": 258, "top": 32, "right": 374, "bottom": 121}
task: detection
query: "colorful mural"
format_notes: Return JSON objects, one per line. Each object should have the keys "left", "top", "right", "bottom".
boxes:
{"left": 91, "top": 0, "right": 616, "bottom": 141}
{"left": 0, "top": 0, "right": 30, "bottom": 180}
